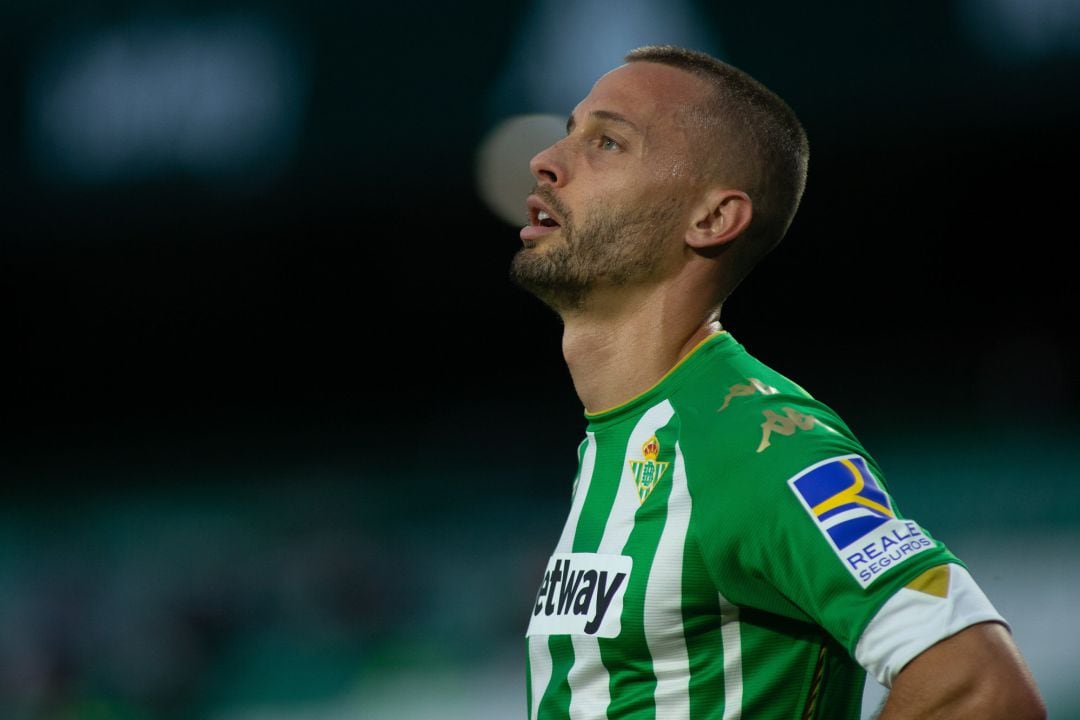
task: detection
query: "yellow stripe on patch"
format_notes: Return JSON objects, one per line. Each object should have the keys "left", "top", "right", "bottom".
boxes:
{"left": 809, "top": 458, "right": 893, "bottom": 518}
{"left": 906, "top": 565, "right": 951, "bottom": 598}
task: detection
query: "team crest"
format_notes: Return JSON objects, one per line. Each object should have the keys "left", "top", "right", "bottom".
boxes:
{"left": 629, "top": 435, "right": 670, "bottom": 504}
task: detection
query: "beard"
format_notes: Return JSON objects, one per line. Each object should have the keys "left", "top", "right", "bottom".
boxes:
{"left": 510, "top": 188, "right": 683, "bottom": 313}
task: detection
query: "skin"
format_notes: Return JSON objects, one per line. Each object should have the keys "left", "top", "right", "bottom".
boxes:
{"left": 512, "top": 61, "right": 752, "bottom": 414}
{"left": 878, "top": 622, "right": 1045, "bottom": 719}
{"left": 513, "top": 60, "right": 1046, "bottom": 719}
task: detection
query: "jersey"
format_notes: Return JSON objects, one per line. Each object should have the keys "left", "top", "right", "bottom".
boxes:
{"left": 525, "top": 331, "right": 1005, "bottom": 719}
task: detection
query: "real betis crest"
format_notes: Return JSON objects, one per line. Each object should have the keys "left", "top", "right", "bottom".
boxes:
{"left": 629, "top": 435, "right": 670, "bottom": 504}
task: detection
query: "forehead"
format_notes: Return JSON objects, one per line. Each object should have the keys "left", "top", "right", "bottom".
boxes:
{"left": 574, "top": 61, "right": 709, "bottom": 128}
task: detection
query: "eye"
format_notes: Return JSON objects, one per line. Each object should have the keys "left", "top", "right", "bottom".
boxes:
{"left": 600, "top": 135, "right": 621, "bottom": 151}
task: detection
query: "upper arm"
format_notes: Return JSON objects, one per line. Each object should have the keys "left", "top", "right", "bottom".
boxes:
{"left": 880, "top": 622, "right": 1046, "bottom": 720}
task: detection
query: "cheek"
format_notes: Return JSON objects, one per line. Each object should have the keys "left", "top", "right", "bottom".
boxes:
{"left": 649, "top": 151, "right": 696, "bottom": 185}
{"left": 575, "top": 170, "right": 686, "bottom": 221}
{"left": 649, "top": 138, "right": 698, "bottom": 182}
{"left": 662, "top": 159, "right": 692, "bottom": 180}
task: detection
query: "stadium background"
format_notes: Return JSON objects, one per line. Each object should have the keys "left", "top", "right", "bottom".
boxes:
{"left": 2, "top": 1, "right": 1078, "bottom": 718}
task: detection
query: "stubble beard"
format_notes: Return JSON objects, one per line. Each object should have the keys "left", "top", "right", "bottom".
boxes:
{"left": 510, "top": 195, "right": 683, "bottom": 314}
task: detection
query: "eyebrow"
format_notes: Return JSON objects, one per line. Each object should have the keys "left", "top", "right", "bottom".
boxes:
{"left": 566, "top": 110, "right": 642, "bottom": 135}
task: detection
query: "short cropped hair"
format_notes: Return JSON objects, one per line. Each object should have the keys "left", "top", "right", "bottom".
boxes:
{"left": 625, "top": 45, "right": 809, "bottom": 285}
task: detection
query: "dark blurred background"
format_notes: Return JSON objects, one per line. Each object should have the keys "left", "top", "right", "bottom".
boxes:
{"left": 2, "top": 1, "right": 1078, "bottom": 718}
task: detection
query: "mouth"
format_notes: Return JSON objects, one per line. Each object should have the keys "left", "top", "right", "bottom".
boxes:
{"left": 520, "top": 195, "right": 563, "bottom": 243}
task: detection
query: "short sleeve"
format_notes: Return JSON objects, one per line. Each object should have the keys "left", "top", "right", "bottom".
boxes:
{"left": 684, "top": 394, "right": 964, "bottom": 657}
{"left": 855, "top": 563, "right": 1008, "bottom": 686}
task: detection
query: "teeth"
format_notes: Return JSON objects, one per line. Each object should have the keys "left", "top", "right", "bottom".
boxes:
{"left": 538, "top": 211, "right": 550, "bottom": 222}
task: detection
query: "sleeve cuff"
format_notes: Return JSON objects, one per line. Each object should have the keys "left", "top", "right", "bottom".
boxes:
{"left": 854, "top": 564, "right": 1009, "bottom": 687}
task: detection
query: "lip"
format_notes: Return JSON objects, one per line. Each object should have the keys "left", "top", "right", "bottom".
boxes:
{"left": 520, "top": 194, "right": 563, "bottom": 243}
{"left": 520, "top": 223, "right": 561, "bottom": 242}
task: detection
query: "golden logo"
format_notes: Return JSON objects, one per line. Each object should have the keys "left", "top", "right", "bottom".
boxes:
{"left": 758, "top": 407, "right": 835, "bottom": 452}
{"left": 718, "top": 377, "right": 779, "bottom": 412}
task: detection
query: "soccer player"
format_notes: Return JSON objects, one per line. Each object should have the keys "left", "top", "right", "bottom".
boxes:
{"left": 511, "top": 45, "right": 1045, "bottom": 719}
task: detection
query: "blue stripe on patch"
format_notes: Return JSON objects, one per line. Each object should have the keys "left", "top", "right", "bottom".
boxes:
{"left": 790, "top": 456, "right": 894, "bottom": 550}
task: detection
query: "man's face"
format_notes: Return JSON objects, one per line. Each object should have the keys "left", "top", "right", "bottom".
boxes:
{"left": 510, "top": 61, "right": 708, "bottom": 312}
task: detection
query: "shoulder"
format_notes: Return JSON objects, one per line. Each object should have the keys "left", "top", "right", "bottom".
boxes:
{"left": 664, "top": 335, "right": 880, "bottom": 495}
{"left": 673, "top": 366, "right": 864, "bottom": 478}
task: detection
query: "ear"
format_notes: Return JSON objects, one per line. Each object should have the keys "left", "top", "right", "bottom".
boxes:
{"left": 685, "top": 188, "right": 752, "bottom": 250}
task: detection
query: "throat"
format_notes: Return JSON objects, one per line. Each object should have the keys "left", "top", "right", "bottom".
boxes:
{"left": 561, "top": 318, "right": 670, "bottom": 414}
{"left": 560, "top": 304, "right": 723, "bottom": 414}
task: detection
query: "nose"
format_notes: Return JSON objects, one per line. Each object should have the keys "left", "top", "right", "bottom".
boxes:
{"left": 529, "top": 140, "right": 567, "bottom": 187}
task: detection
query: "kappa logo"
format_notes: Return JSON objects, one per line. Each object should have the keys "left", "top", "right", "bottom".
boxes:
{"left": 788, "top": 455, "right": 935, "bottom": 588}
{"left": 629, "top": 435, "right": 669, "bottom": 504}
{"left": 715, "top": 378, "right": 834, "bottom": 453}
{"left": 717, "top": 377, "right": 779, "bottom": 412}
{"left": 526, "top": 553, "right": 632, "bottom": 638}
{"left": 758, "top": 407, "right": 828, "bottom": 453}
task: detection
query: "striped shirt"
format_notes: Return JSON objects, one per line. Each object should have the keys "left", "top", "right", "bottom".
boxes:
{"left": 526, "top": 332, "right": 1004, "bottom": 719}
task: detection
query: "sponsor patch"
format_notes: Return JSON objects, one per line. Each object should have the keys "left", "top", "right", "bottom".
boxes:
{"left": 526, "top": 553, "right": 632, "bottom": 638}
{"left": 788, "top": 455, "right": 934, "bottom": 588}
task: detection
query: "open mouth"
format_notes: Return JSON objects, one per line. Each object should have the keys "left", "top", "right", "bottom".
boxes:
{"left": 521, "top": 196, "right": 564, "bottom": 243}
{"left": 530, "top": 204, "right": 562, "bottom": 229}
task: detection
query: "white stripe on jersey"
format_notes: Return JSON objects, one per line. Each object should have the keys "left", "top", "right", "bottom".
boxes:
{"left": 568, "top": 635, "right": 609, "bottom": 720}
{"left": 718, "top": 592, "right": 743, "bottom": 720}
{"left": 644, "top": 440, "right": 692, "bottom": 719}
{"left": 569, "top": 401, "right": 676, "bottom": 719}
{"left": 530, "top": 434, "right": 596, "bottom": 719}
{"left": 528, "top": 635, "right": 553, "bottom": 720}
{"left": 556, "top": 433, "right": 598, "bottom": 554}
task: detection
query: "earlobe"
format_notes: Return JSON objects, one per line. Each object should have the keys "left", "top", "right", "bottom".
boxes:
{"left": 685, "top": 189, "right": 752, "bottom": 250}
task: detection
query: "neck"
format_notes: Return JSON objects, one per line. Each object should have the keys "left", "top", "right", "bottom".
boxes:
{"left": 559, "top": 285, "right": 722, "bottom": 414}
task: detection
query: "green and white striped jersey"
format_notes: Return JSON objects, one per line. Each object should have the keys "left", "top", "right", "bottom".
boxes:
{"left": 526, "top": 331, "right": 1003, "bottom": 719}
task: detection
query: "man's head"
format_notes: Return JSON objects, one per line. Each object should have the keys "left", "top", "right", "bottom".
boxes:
{"left": 624, "top": 46, "right": 809, "bottom": 266}
{"left": 511, "top": 45, "right": 808, "bottom": 314}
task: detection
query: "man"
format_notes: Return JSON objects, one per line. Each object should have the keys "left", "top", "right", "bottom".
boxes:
{"left": 511, "top": 45, "right": 1045, "bottom": 719}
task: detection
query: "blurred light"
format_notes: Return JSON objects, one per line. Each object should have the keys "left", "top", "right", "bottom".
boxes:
{"left": 475, "top": 113, "right": 565, "bottom": 226}
{"left": 959, "top": 0, "right": 1080, "bottom": 61}
{"left": 487, "top": 0, "right": 723, "bottom": 117}
{"left": 27, "top": 15, "right": 309, "bottom": 187}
